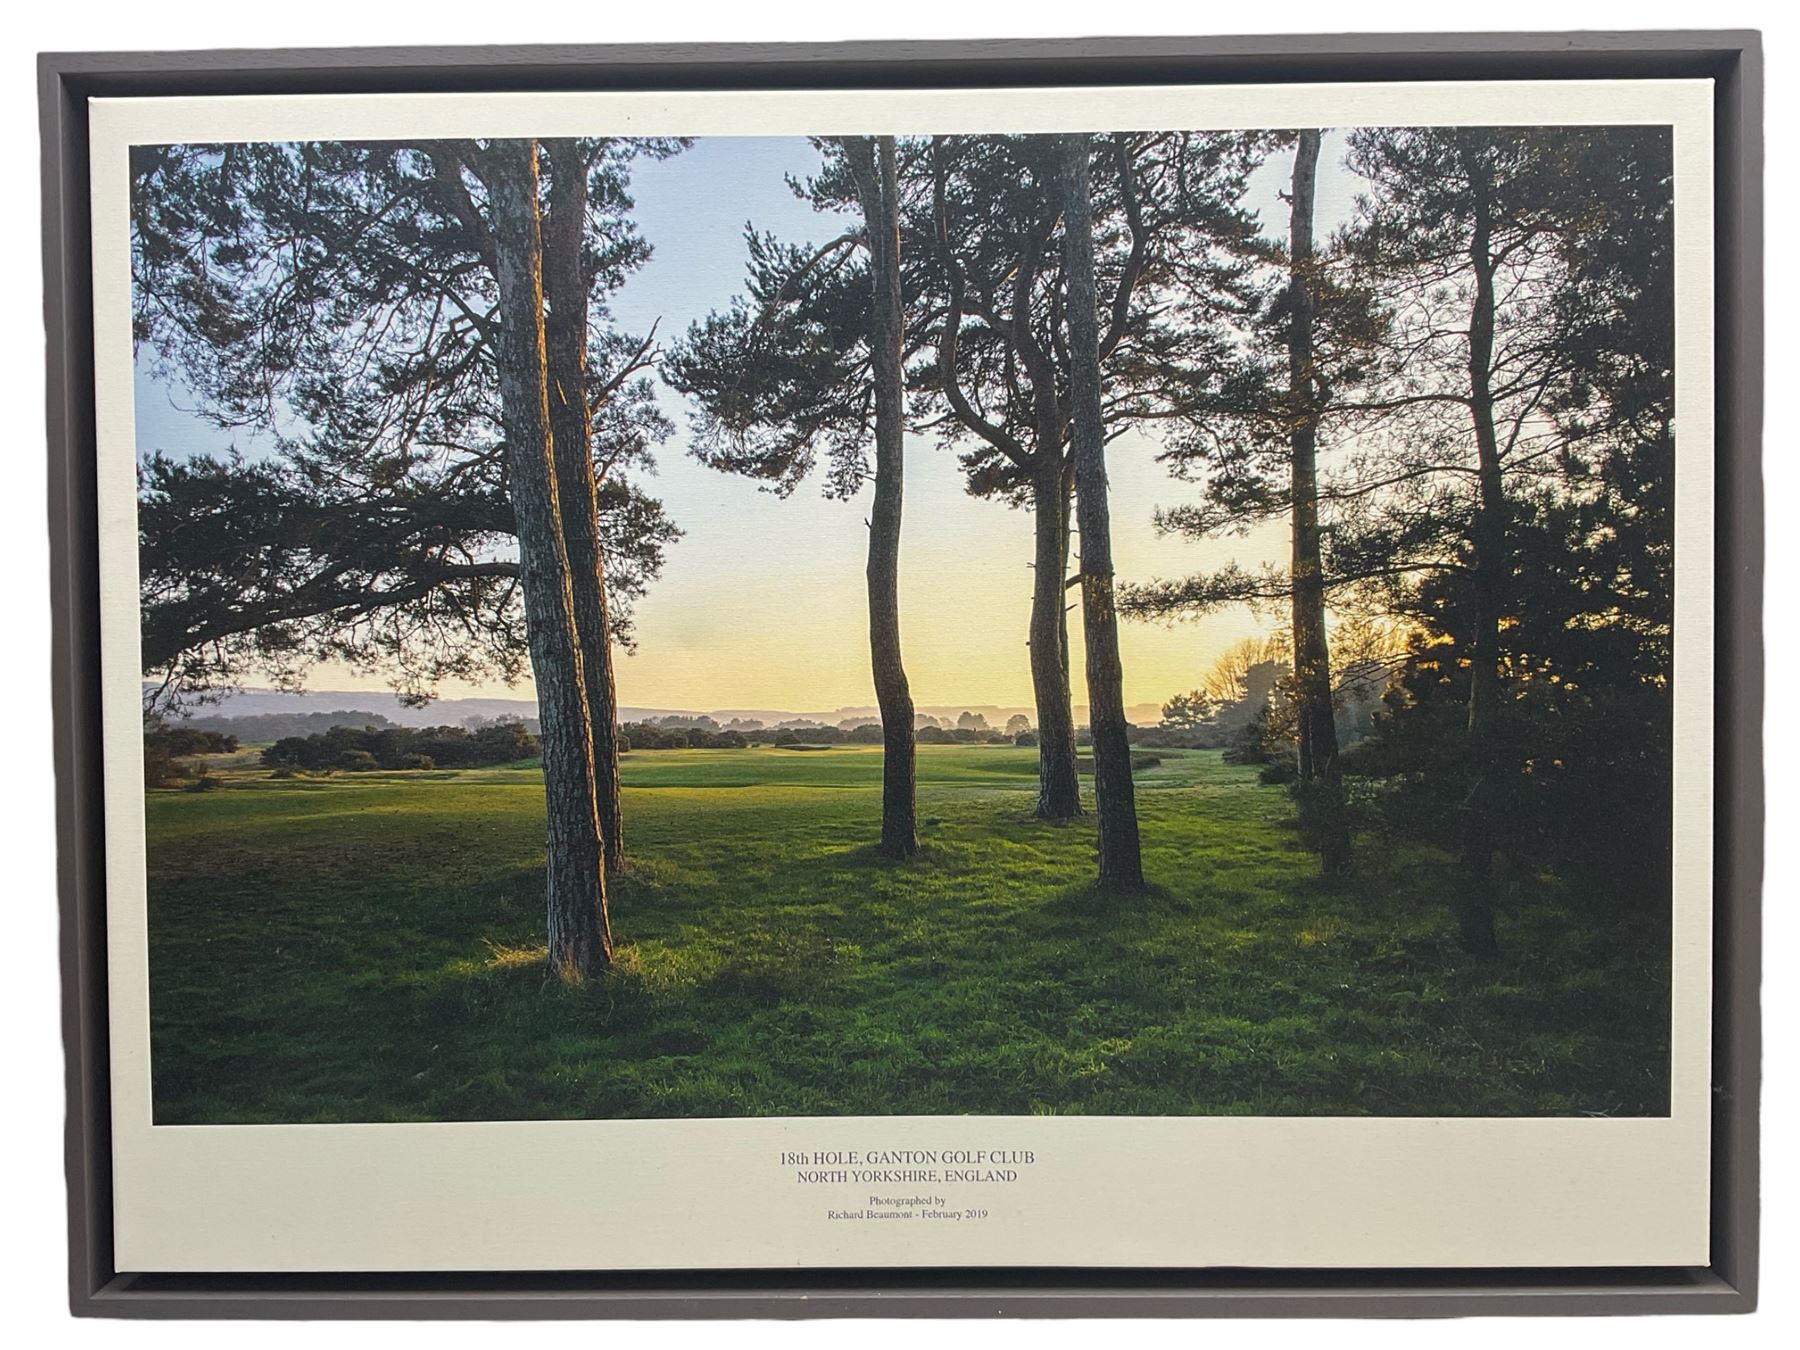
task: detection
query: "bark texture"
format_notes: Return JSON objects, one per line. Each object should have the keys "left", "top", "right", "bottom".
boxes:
{"left": 1060, "top": 134, "right": 1145, "bottom": 893}
{"left": 542, "top": 140, "right": 626, "bottom": 872}
{"left": 479, "top": 139, "right": 612, "bottom": 978}
{"left": 841, "top": 136, "right": 920, "bottom": 857}
{"left": 1029, "top": 459, "right": 1083, "bottom": 820}
{"left": 1286, "top": 129, "right": 1352, "bottom": 874}
{"left": 1454, "top": 137, "right": 1504, "bottom": 957}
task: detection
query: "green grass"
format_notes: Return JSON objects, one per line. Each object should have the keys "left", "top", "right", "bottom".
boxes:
{"left": 144, "top": 745, "right": 1670, "bottom": 1123}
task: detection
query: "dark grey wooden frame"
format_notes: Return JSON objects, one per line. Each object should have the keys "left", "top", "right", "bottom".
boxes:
{"left": 41, "top": 30, "right": 1762, "bottom": 1319}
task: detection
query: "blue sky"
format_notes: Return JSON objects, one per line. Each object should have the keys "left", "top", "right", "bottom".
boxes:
{"left": 135, "top": 132, "right": 1360, "bottom": 714}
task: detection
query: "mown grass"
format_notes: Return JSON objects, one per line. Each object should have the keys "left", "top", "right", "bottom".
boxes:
{"left": 144, "top": 745, "right": 1670, "bottom": 1123}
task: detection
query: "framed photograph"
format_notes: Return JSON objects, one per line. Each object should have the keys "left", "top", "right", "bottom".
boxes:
{"left": 43, "top": 30, "right": 1761, "bottom": 1318}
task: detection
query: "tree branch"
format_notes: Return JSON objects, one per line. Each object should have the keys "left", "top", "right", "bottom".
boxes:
{"left": 1099, "top": 134, "right": 1147, "bottom": 361}
{"left": 931, "top": 137, "right": 1033, "bottom": 468}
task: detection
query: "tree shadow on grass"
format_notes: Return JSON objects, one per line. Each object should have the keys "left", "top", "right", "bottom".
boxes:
{"left": 1037, "top": 875, "right": 1173, "bottom": 920}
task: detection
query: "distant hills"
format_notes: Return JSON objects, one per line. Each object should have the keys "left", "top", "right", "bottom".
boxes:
{"left": 167, "top": 686, "right": 670, "bottom": 730}
{"left": 160, "top": 686, "right": 1167, "bottom": 732}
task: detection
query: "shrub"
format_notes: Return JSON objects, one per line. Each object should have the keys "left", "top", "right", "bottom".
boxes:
{"left": 1221, "top": 708, "right": 1276, "bottom": 765}
{"left": 261, "top": 721, "right": 539, "bottom": 772}
{"left": 144, "top": 722, "right": 238, "bottom": 787}
{"left": 144, "top": 739, "right": 183, "bottom": 789}
{"left": 1291, "top": 775, "right": 1358, "bottom": 862}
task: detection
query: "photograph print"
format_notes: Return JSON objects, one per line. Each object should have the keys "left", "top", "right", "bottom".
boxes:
{"left": 129, "top": 115, "right": 1679, "bottom": 1125}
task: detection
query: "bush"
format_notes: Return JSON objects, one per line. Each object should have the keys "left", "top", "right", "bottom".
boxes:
{"left": 1291, "top": 776, "right": 1360, "bottom": 871}
{"left": 1221, "top": 708, "right": 1277, "bottom": 766}
{"left": 1133, "top": 723, "right": 1228, "bottom": 750}
{"left": 144, "top": 740, "right": 183, "bottom": 789}
{"left": 770, "top": 725, "right": 847, "bottom": 747}
{"left": 144, "top": 722, "right": 239, "bottom": 788}
{"left": 152, "top": 726, "right": 239, "bottom": 756}
{"left": 261, "top": 721, "right": 538, "bottom": 772}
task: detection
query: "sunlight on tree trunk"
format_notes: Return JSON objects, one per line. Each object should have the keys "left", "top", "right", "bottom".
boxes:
{"left": 543, "top": 139, "right": 626, "bottom": 873}
{"left": 1029, "top": 457, "right": 1083, "bottom": 821}
{"left": 480, "top": 138, "right": 613, "bottom": 979}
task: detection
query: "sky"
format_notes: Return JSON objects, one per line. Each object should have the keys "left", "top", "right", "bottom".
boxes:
{"left": 134, "top": 131, "right": 1362, "bottom": 717}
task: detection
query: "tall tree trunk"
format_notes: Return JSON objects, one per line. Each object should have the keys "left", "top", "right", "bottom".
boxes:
{"left": 1060, "top": 133, "right": 1145, "bottom": 894}
{"left": 1287, "top": 129, "right": 1352, "bottom": 875}
{"left": 842, "top": 135, "right": 919, "bottom": 858}
{"left": 927, "top": 135, "right": 1076, "bottom": 822}
{"left": 1029, "top": 455, "right": 1083, "bottom": 820}
{"left": 1455, "top": 137, "right": 1503, "bottom": 957}
{"left": 542, "top": 140, "right": 625, "bottom": 873}
{"left": 1058, "top": 459, "right": 1076, "bottom": 736}
{"left": 479, "top": 139, "right": 612, "bottom": 978}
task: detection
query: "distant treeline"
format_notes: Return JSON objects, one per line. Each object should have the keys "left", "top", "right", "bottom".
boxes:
{"left": 261, "top": 721, "right": 538, "bottom": 773}
{"left": 183, "top": 709, "right": 544, "bottom": 741}
{"left": 620, "top": 721, "right": 752, "bottom": 750}
{"left": 626, "top": 711, "right": 1032, "bottom": 738}
{"left": 919, "top": 725, "right": 1015, "bottom": 746}
{"left": 620, "top": 720, "right": 1019, "bottom": 750}
{"left": 150, "top": 709, "right": 1035, "bottom": 781}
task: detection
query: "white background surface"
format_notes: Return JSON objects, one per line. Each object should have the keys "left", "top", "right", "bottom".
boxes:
{"left": 0, "top": 0, "right": 1790, "bottom": 1344}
